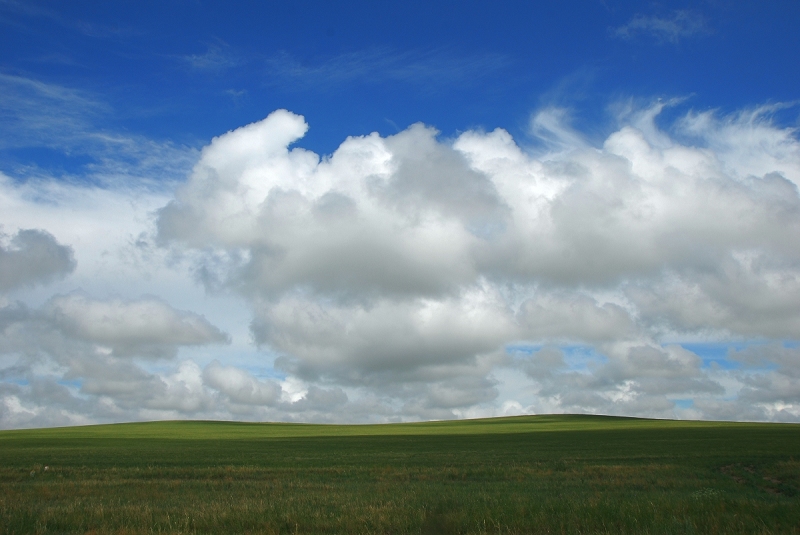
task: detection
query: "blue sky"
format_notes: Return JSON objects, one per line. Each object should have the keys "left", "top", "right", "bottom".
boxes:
{"left": 4, "top": 1, "right": 798, "bottom": 159}
{"left": 2, "top": 1, "right": 800, "bottom": 428}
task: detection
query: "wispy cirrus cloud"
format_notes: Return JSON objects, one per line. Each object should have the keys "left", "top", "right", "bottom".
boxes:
{"left": 0, "top": 0, "right": 141, "bottom": 40}
{"left": 0, "top": 73, "right": 108, "bottom": 148}
{"left": 612, "top": 10, "right": 708, "bottom": 44}
{"left": 183, "top": 41, "right": 242, "bottom": 72}
{"left": 264, "top": 47, "right": 510, "bottom": 90}
{"left": 0, "top": 73, "right": 197, "bottom": 187}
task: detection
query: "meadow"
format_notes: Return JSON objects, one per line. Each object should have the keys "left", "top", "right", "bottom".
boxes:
{"left": 1, "top": 414, "right": 799, "bottom": 534}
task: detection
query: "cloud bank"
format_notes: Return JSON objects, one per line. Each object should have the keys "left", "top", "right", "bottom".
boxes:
{"left": 154, "top": 104, "right": 800, "bottom": 421}
{"left": 3, "top": 101, "right": 800, "bottom": 427}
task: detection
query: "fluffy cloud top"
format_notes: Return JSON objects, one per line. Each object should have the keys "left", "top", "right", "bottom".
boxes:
{"left": 160, "top": 107, "right": 800, "bottom": 335}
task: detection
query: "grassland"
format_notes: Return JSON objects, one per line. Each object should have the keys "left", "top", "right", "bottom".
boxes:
{"left": 1, "top": 414, "right": 799, "bottom": 534}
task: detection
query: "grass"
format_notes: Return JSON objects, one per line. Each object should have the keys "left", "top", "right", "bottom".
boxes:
{"left": 1, "top": 414, "right": 799, "bottom": 534}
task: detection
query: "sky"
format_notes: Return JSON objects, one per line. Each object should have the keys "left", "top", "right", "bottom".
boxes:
{"left": 1, "top": 1, "right": 800, "bottom": 428}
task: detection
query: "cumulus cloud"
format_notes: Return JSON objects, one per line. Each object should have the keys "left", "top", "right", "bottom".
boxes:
{"left": 518, "top": 342, "right": 723, "bottom": 418}
{"left": 260, "top": 287, "right": 512, "bottom": 379}
{"left": 718, "top": 344, "right": 800, "bottom": 420}
{"left": 0, "top": 292, "right": 370, "bottom": 427}
{"left": 149, "top": 104, "right": 800, "bottom": 422}
{"left": 0, "top": 294, "right": 232, "bottom": 428}
{"left": 203, "top": 360, "right": 281, "bottom": 405}
{"left": 44, "top": 293, "right": 230, "bottom": 358}
{"left": 0, "top": 228, "right": 75, "bottom": 292}
{"left": 0, "top": 294, "right": 229, "bottom": 365}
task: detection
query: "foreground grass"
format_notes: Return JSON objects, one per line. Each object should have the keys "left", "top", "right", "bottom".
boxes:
{"left": 1, "top": 415, "right": 799, "bottom": 534}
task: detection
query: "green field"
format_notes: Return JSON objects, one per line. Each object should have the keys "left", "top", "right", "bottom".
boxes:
{"left": 1, "top": 415, "right": 799, "bottom": 534}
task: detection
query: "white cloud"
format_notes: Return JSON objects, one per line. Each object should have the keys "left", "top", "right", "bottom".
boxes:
{"left": 0, "top": 295, "right": 231, "bottom": 428}
{"left": 45, "top": 293, "right": 229, "bottom": 358}
{"left": 0, "top": 294, "right": 229, "bottom": 364}
{"left": 518, "top": 342, "right": 722, "bottom": 418}
{"left": 4, "top": 97, "right": 800, "bottom": 427}
{"left": 260, "top": 288, "right": 514, "bottom": 383}
{"left": 203, "top": 360, "right": 281, "bottom": 405}
{"left": 147, "top": 104, "right": 800, "bottom": 423}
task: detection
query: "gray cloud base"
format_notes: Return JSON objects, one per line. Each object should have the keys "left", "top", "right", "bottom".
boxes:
{"left": 0, "top": 229, "right": 75, "bottom": 292}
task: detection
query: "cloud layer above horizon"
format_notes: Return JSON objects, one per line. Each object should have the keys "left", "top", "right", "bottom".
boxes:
{"left": 3, "top": 101, "right": 800, "bottom": 428}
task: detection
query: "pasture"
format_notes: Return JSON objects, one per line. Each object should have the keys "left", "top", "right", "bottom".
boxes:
{"left": 1, "top": 415, "right": 799, "bottom": 533}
